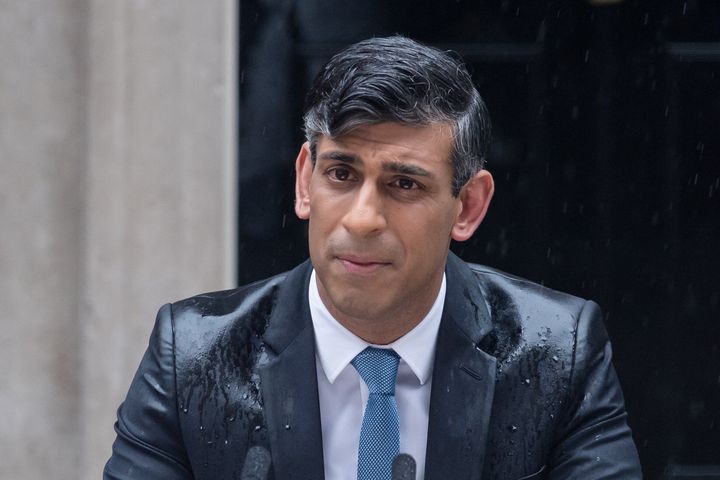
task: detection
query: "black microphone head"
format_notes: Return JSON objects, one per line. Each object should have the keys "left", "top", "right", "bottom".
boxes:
{"left": 241, "top": 445, "right": 272, "bottom": 480}
{"left": 392, "top": 453, "right": 417, "bottom": 480}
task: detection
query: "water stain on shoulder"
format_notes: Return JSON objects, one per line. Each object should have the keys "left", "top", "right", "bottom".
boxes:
{"left": 174, "top": 284, "right": 281, "bottom": 446}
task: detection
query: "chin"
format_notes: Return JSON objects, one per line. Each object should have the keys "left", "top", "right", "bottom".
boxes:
{"left": 331, "top": 289, "right": 387, "bottom": 321}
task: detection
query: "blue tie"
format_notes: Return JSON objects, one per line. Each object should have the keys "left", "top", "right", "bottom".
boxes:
{"left": 352, "top": 347, "right": 401, "bottom": 480}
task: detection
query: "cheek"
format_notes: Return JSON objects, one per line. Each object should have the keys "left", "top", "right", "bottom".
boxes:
{"left": 309, "top": 202, "right": 338, "bottom": 235}
{"left": 395, "top": 210, "right": 455, "bottom": 252}
{"left": 307, "top": 198, "right": 345, "bottom": 252}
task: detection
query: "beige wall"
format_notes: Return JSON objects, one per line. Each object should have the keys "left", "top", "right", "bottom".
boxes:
{"left": 0, "top": 1, "right": 87, "bottom": 478}
{"left": 0, "top": 1, "right": 237, "bottom": 478}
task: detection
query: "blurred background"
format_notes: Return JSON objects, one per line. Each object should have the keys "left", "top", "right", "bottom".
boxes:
{"left": 1, "top": 0, "right": 718, "bottom": 479}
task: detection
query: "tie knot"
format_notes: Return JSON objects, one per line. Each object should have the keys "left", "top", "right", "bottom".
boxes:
{"left": 352, "top": 347, "right": 400, "bottom": 395}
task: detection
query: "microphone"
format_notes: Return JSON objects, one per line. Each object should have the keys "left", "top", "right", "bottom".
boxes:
{"left": 240, "top": 445, "right": 272, "bottom": 480}
{"left": 392, "top": 453, "right": 416, "bottom": 480}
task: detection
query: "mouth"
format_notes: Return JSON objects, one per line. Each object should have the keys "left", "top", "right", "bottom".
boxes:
{"left": 336, "top": 255, "right": 391, "bottom": 275}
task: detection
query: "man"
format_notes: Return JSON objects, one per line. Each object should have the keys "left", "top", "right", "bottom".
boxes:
{"left": 105, "top": 36, "right": 641, "bottom": 479}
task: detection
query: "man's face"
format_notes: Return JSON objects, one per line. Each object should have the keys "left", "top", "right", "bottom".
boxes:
{"left": 295, "top": 122, "right": 492, "bottom": 342}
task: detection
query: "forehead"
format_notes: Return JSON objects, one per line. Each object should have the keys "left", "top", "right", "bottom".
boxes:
{"left": 316, "top": 122, "right": 455, "bottom": 168}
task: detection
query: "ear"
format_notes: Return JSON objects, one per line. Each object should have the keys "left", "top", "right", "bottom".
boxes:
{"left": 451, "top": 169, "right": 494, "bottom": 242}
{"left": 294, "top": 142, "right": 313, "bottom": 220}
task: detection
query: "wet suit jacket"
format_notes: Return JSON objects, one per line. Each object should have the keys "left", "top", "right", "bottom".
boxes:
{"left": 104, "top": 253, "right": 642, "bottom": 479}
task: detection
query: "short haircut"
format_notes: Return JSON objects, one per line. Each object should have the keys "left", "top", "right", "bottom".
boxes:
{"left": 303, "top": 35, "right": 492, "bottom": 196}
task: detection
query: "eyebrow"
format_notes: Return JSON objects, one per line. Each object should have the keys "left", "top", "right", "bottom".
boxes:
{"left": 382, "top": 161, "right": 433, "bottom": 178}
{"left": 317, "top": 151, "right": 434, "bottom": 178}
{"left": 317, "top": 151, "right": 359, "bottom": 164}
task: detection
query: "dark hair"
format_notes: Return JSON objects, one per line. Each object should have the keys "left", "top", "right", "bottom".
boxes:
{"left": 303, "top": 35, "right": 491, "bottom": 196}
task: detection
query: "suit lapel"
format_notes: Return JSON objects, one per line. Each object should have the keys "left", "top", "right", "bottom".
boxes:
{"left": 258, "top": 261, "right": 325, "bottom": 480}
{"left": 425, "top": 253, "right": 497, "bottom": 480}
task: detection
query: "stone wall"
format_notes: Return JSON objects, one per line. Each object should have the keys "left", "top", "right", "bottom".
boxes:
{"left": 0, "top": 1, "right": 237, "bottom": 478}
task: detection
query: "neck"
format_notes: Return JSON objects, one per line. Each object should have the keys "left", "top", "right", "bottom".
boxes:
{"left": 317, "top": 275, "right": 443, "bottom": 345}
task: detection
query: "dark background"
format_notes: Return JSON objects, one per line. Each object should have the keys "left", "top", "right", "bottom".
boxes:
{"left": 236, "top": 1, "right": 720, "bottom": 478}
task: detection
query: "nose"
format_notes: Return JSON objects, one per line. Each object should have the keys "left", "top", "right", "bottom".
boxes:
{"left": 341, "top": 183, "right": 387, "bottom": 237}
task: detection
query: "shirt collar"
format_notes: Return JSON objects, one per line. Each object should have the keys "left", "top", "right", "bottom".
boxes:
{"left": 309, "top": 269, "right": 445, "bottom": 386}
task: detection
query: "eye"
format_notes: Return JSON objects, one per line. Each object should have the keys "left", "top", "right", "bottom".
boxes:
{"left": 390, "top": 177, "right": 421, "bottom": 190}
{"left": 327, "top": 166, "right": 355, "bottom": 182}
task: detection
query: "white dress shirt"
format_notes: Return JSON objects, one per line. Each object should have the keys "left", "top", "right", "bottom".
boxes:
{"left": 309, "top": 270, "right": 446, "bottom": 480}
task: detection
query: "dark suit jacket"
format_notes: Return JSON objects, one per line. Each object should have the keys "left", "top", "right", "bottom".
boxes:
{"left": 104, "top": 253, "right": 641, "bottom": 479}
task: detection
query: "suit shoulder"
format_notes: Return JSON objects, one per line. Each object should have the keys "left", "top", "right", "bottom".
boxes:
{"left": 170, "top": 271, "right": 290, "bottom": 321}
{"left": 166, "top": 271, "right": 295, "bottom": 420}
{"left": 463, "top": 262, "right": 596, "bottom": 363}
{"left": 466, "top": 262, "right": 587, "bottom": 312}
{"left": 164, "top": 270, "right": 293, "bottom": 379}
